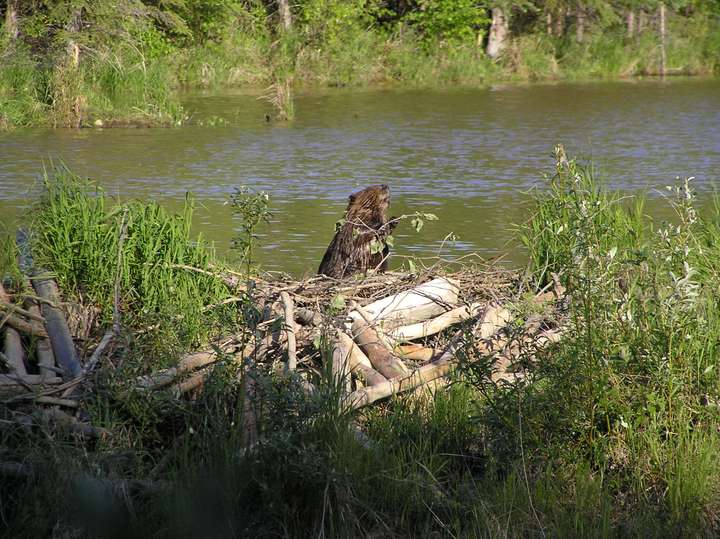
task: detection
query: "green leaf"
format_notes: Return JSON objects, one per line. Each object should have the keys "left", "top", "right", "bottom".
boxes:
{"left": 385, "top": 235, "right": 394, "bottom": 248}
{"left": 330, "top": 294, "right": 346, "bottom": 311}
{"left": 411, "top": 218, "right": 424, "bottom": 233}
{"left": 369, "top": 238, "right": 384, "bottom": 254}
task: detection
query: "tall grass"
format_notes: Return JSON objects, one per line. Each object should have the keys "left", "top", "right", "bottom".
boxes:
{"left": 32, "top": 166, "right": 235, "bottom": 364}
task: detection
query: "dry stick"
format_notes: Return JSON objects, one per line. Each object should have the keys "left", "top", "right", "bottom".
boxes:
{"left": 35, "top": 396, "right": 79, "bottom": 408}
{"left": 0, "top": 302, "right": 45, "bottom": 323}
{"left": 346, "top": 304, "right": 512, "bottom": 409}
{"left": 395, "top": 343, "right": 435, "bottom": 362}
{"left": 280, "top": 292, "right": 297, "bottom": 372}
{"left": 389, "top": 302, "right": 484, "bottom": 342}
{"left": 1, "top": 313, "right": 48, "bottom": 338}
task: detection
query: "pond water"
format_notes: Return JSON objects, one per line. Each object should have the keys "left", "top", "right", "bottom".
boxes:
{"left": 1, "top": 78, "right": 718, "bottom": 275}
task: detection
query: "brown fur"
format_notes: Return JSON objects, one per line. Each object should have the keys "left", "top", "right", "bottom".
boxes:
{"left": 318, "top": 185, "right": 396, "bottom": 279}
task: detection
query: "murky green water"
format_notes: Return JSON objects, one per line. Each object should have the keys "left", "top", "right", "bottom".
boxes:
{"left": 1, "top": 79, "right": 718, "bottom": 275}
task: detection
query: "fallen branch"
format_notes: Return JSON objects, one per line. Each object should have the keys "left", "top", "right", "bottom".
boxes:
{"left": 32, "top": 277, "right": 81, "bottom": 380}
{"left": 0, "top": 374, "right": 63, "bottom": 397}
{"left": 351, "top": 317, "right": 410, "bottom": 379}
{"left": 389, "top": 302, "right": 483, "bottom": 342}
{"left": 280, "top": 292, "right": 298, "bottom": 372}
{"left": 0, "top": 301, "right": 45, "bottom": 323}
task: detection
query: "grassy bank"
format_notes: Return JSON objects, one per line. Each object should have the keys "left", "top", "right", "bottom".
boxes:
{"left": 3, "top": 153, "right": 720, "bottom": 536}
{"left": 1, "top": 1, "right": 719, "bottom": 128}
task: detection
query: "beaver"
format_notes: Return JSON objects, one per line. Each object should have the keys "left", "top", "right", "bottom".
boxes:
{"left": 318, "top": 184, "right": 397, "bottom": 279}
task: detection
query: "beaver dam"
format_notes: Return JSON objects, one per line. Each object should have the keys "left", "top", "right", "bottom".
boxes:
{"left": 3, "top": 151, "right": 720, "bottom": 536}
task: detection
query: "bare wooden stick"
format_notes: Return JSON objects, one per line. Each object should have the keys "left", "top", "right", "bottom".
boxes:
{"left": 32, "top": 277, "right": 81, "bottom": 380}
{"left": 42, "top": 408, "right": 110, "bottom": 439}
{"left": 389, "top": 302, "right": 483, "bottom": 342}
{"left": 2, "top": 327, "right": 26, "bottom": 375}
{"left": 280, "top": 292, "right": 297, "bottom": 372}
{"left": 35, "top": 396, "right": 79, "bottom": 408}
{"left": 0, "top": 301, "right": 45, "bottom": 322}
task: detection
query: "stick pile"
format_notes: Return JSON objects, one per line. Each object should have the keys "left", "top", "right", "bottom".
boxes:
{"left": 1, "top": 257, "right": 566, "bottom": 446}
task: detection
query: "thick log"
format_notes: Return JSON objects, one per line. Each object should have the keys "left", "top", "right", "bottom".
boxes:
{"left": 23, "top": 297, "right": 56, "bottom": 380}
{"left": 389, "top": 302, "right": 483, "bottom": 342}
{"left": 352, "top": 277, "right": 459, "bottom": 331}
{"left": 0, "top": 283, "right": 26, "bottom": 375}
{"left": 335, "top": 332, "right": 387, "bottom": 386}
{"left": 346, "top": 304, "right": 512, "bottom": 409}
{"left": 351, "top": 318, "right": 410, "bottom": 379}
{"left": 2, "top": 328, "right": 26, "bottom": 375}
{"left": 32, "top": 277, "right": 81, "bottom": 380}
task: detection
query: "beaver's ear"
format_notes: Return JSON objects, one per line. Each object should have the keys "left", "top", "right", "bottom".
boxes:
{"left": 348, "top": 193, "right": 357, "bottom": 203}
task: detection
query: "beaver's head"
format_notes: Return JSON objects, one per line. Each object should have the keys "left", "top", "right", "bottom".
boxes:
{"left": 347, "top": 184, "right": 390, "bottom": 219}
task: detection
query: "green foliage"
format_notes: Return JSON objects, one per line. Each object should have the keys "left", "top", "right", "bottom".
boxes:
{"left": 230, "top": 186, "right": 272, "bottom": 273}
{"left": 407, "top": 0, "right": 490, "bottom": 44}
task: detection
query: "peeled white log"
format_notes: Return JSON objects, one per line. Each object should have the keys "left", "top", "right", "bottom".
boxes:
{"left": 389, "top": 302, "right": 483, "bottom": 342}
{"left": 350, "top": 277, "right": 459, "bottom": 331}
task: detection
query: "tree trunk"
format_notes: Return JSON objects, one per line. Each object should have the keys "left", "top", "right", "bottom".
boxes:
{"left": 486, "top": 7, "right": 509, "bottom": 60}
{"left": 277, "top": 0, "right": 292, "bottom": 31}
{"left": 659, "top": 3, "right": 667, "bottom": 77}
{"left": 65, "top": 9, "right": 81, "bottom": 68}
{"left": 576, "top": 5, "right": 585, "bottom": 43}
{"left": 5, "top": 0, "right": 18, "bottom": 40}
{"left": 546, "top": 11, "right": 552, "bottom": 36}
{"left": 638, "top": 10, "right": 646, "bottom": 33}
{"left": 626, "top": 10, "right": 635, "bottom": 38}
{"left": 554, "top": 9, "right": 564, "bottom": 37}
